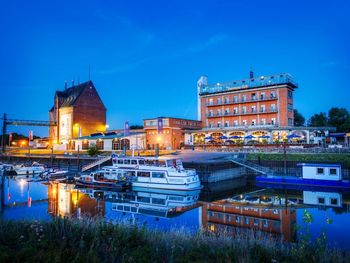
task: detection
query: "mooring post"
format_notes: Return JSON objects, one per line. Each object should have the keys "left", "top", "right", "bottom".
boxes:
{"left": 0, "top": 171, "right": 4, "bottom": 212}
{"left": 1, "top": 113, "right": 7, "bottom": 153}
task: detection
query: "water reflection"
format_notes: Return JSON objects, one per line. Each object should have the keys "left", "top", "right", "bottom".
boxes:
{"left": 1, "top": 176, "right": 350, "bottom": 249}
{"left": 48, "top": 183, "right": 105, "bottom": 218}
{"left": 202, "top": 198, "right": 296, "bottom": 242}
{"left": 47, "top": 183, "right": 200, "bottom": 220}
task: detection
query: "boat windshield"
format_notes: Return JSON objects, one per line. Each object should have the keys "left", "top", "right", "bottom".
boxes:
{"left": 144, "top": 159, "right": 166, "bottom": 167}
{"left": 166, "top": 159, "right": 183, "bottom": 169}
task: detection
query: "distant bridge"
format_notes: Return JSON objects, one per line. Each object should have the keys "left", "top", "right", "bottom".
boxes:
{"left": 1, "top": 113, "right": 57, "bottom": 152}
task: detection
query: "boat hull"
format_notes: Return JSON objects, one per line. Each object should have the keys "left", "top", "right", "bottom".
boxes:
{"left": 75, "top": 180, "right": 130, "bottom": 190}
{"left": 132, "top": 181, "right": 202, "bottom": 191}
{"left": 256, "top": 175, "right": 350, "bottom": 189}
{"left": 15, "top": 169, "right": 45, "bottom": 175}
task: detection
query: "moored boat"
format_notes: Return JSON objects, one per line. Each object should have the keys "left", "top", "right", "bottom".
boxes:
{"left": 41, "top": 168, "right": 69, "bottom": 179}
{"left": 14, "top": 162, "right": 46, "bottom": 175}
{"left": 104, "top": 155, "right": 201, "bottom": 191}
{"left": 256, "top": 163, "right": 350, "bottom": 189}
{"left": 76, "top": 171, "right": 130, "bottom": 190}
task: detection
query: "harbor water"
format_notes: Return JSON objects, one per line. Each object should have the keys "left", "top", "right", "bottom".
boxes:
{"left": 1, "top": 172, "right": 350, "bottom": 250}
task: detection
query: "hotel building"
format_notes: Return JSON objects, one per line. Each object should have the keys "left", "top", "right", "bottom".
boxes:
{"left": 185, "top": 73, "right": 333, "bottom": 145}
{"left": 199, "top": 72, "right": 296, "bottom": 129}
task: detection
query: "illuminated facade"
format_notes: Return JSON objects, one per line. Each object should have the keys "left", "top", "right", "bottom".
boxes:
{"left": 49, "top": 81, "right": 106, "bottom": 145}
{"left": 198, "top": 73, "right": 297, "bottom": 128}
{"left": 185, "top": 73, "right": 335, "bottom": 145}
{"left": 144, "top": 117, "right": 202, "bottom": 150}
{"left": 70, "top": 130, "right": 145, "bottom": 151}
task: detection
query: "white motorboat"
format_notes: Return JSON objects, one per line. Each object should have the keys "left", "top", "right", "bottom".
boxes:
{"left": 41, "top": 168, "right": 69, "bottom": 179}
{"left": 14, "top": 162, "right": 46, "bottom": 175}
{"left": 0, "top": 163, "right": 15, "bottom": 171}
{"left": 102, "top": 156, "right": 201, "bottom": 191}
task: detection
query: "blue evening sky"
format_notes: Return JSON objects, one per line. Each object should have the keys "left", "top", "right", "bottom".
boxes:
{"left": 0, "top": 0, "right": 349, "bottom": 136}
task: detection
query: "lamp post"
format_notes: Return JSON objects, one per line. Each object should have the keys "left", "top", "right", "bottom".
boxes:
{"left": 51, "top": 146, "right": 54, "bottom": 167}
{"left": 283, "top": 141, "right": 287, "bottom": 175}
{"left": 77, "top": 145, "right": 80, "bottom": 172}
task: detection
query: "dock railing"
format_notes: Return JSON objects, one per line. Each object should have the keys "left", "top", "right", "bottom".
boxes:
{"left": 81, "top": 155, "right": 111, "bottom": 172}
{"left": 228, "top": 154, "right": 275, "bottom": 175}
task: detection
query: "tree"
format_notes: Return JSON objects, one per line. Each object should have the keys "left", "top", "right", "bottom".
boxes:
{"left": 294, "top": 109, "right": 305, "bottom": 126}
{"left": 328, "top": 107, "right": 350, "bottom": 132}
{"left": 87, "top": 144, "right": 100, "bottom": 156}
{"left": 307, "top": 112, "right": 328, "bottom": 127}
{"left": 130, "top": 125, "right": 144, "bottom": 130}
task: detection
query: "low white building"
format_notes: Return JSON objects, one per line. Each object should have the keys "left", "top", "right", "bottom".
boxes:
{"left": 69, "top": 131, "right": 146, "bottom": 151}
{"left": 184, "top": 126, "right": 334, "bottom": 146}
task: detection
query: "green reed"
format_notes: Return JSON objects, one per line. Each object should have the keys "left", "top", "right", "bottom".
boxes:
{"left": 0, "top": 218, "right": 348, "bottom": 263}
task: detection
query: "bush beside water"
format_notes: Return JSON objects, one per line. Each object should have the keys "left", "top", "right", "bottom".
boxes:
{"left": 0, "top": 218, "right": 348, "bottom": 263}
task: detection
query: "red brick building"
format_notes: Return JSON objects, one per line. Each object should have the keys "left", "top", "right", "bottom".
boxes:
{"left": 144, "top": 117, "right": 202, "bottom": 150}
{"left": 198, "top": 73, "right": 297, "bottom": 128}
{"left": 49, "top": 81, "right": 106, "bottom": 145}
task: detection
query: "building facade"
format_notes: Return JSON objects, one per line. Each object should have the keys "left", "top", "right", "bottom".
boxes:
{"left": 184, "top": 72, "right": 335, "bottom": 146}
{"left": 144, "top": 117, "right": 202, "bottom": 150}
{"left": 70, "top": 131, "right": 145, "bottom": 152}
{"left": 198, "top": 73, "right": 297, "bottom": 128}
{"left": 49, "top": 81, "right": 107, "bottom": 145}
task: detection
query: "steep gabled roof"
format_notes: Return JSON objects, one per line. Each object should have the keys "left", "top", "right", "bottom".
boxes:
{"left": 55, "top": 80, "right": 94, "bottom": 108}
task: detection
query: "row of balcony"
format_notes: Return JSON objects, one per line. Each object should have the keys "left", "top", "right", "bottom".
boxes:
{"left": 205, "top": 95, "right": 278, "bottom": 106}
{"left": 206, "top": 109, "right": 278, "bottom": 118}
{"left": 206, "top": 123, "right": 279, "bottom": 129}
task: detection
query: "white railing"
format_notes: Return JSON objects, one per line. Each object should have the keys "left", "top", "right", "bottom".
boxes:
{"left": 81, "top": 155, "right": 111, "bottom": 172}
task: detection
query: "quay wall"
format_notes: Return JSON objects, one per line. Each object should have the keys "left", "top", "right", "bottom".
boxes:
{"left": 183, "top": 161, "right": 247, "bottom": 183}
{"left": 1, "top": 155, "right": 248, "bottom": 183}
{"left": 0, "top": 155, "right": 108, "bottom": 171}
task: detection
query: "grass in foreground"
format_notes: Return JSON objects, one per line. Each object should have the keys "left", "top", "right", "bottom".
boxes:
{"left": 0, "top": 218, "right": 348, "bottom": 263}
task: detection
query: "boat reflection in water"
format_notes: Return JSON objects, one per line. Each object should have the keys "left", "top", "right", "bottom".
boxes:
{"left": 303, "top": 190, "right": 342, "bottom": 208}
{"left": 201, "top": 194, "right": 297, "bottom": 242}
{"left": 47, "top": 182, "right": 200, "bottom": 221}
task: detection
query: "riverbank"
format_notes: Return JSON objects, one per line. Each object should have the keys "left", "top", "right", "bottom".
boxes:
{"left": 247, "top": 153, "right": 350, "bottom": 167}
{"left": 0, "top": 218, "right": 347, "bottom": 263}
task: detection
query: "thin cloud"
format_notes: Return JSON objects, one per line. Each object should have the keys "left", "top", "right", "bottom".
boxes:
{"left": 171, "top": 34, "right": 229, "bottom": 58}
{"left": 98, "top": 57, "right": 151, "bottom": 74}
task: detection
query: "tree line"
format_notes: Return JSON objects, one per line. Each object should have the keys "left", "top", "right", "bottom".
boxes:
{"left": 294, "top": 107, "right": 350, "bottom": 132}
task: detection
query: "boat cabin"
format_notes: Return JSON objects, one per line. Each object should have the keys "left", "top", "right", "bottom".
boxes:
{"left": 112, "top": 156, "right": 184, "bottom": 170}
{"left": 298, "top": 163, "right": 342, "bottom": 181}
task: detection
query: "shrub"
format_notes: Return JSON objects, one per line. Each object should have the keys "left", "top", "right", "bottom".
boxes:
{"left": 87, "top": 144, "right": 99, "bottom": 156}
